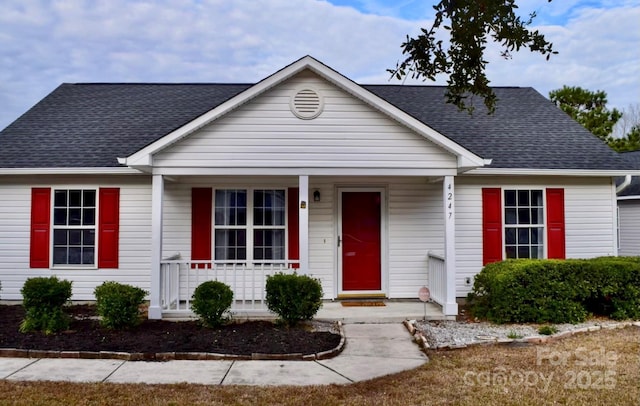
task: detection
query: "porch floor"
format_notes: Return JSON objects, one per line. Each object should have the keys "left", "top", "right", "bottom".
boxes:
{"left": 217, "top": 300, "right": 452, "bottom": 323}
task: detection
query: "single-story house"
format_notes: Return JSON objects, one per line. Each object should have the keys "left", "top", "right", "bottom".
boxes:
{"left": 617, "top": 151, "right": 640, "bottom": 255}
{"left": 1, "top": 56, "right": 637, "bottom": 319}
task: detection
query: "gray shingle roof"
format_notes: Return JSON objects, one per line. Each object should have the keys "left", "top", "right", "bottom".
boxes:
{"left": 0, "top": 82, "right": 634, "bottom": 170}
{"left": 618, "top": 151, "right": 640, "bottom": 197}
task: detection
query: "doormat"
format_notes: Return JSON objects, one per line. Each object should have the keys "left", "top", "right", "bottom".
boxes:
{"left": 341, "top": 301, "right": 386, "bottom": 307}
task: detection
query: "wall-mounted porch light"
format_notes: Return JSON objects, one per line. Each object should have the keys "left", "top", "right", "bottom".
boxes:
{"left": 313, "top": 190, "right": 321, "bottom": 202}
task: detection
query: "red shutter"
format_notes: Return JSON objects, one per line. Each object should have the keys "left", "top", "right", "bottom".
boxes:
{"left": 191, "top": 188, "right": 212, "bottom": 268}
{"left": 98, "top": 188, "right": 120, "bottom": 268}
{"left": 30, "top": 188, "right": 51, "bottom": 268}
{"left": 288, "top": 187, "right": 299, "bottom": 269}
{"left": 482, "top": 188, "right": 503, "bottom": 265}
{"left": 546, "top": 188, "right": 566, "bottom": 259}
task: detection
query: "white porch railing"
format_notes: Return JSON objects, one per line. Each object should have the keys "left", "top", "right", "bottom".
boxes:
{"left": 159, "top": 260, "right": 299, "bottom": 314}
{"left": 427, "top": 252, "right": 446, "bottom": 307}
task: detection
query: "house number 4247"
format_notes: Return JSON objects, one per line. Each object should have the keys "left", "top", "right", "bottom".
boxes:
{"left": 447, "top": 183, "right": 453, "bottom": 219}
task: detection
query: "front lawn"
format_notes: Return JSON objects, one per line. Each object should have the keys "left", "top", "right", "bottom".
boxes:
{"left": 1, "top": 326, "right": 637, "bottom": 405}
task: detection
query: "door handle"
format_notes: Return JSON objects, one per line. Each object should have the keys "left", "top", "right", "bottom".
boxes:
{"left": 337, "top": 235, "right": 341, "bottom": 247}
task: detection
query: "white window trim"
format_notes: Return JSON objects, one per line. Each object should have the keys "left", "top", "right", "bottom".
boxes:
{"left": 50, "top": 186, "right": 100, "bottom": 270}
{"left": 502, "top": 188, "right": 547, "bottom": 260}
{"left": 212, "top": 188, "right": 289, "bottom": 264}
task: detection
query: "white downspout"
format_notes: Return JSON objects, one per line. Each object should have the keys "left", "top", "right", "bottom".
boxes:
{"left": 616, "top": 175, "right": 632, "bottom": 194}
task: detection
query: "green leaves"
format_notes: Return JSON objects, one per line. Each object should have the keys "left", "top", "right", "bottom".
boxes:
{"left": 389, "top": 0, "right": 557, "bottom": 114}
{"left": 549, "top": 85, "right": 622, "bottom": 143}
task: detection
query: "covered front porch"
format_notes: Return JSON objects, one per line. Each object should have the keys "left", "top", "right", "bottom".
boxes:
{"left": 147, "top": 174, "right": 459, "bottom": 320}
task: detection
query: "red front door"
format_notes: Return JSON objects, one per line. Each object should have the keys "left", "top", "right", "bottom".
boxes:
{"left": 341, "top": 191, "right": 381, "bottom": 291}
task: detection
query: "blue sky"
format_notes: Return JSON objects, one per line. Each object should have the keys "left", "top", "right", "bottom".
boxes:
{"left": 0, "top": 0, "right": 638, "bottom": 132}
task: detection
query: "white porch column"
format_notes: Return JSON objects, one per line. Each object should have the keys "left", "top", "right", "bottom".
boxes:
{"left": 299, "top": 175, "right": 309, "bottom": 273}
{"left": 442, "top": 176, "right": 459, "bottom": 316}
{"left": 148, "top": 174, "right": 164, "bottom": 319}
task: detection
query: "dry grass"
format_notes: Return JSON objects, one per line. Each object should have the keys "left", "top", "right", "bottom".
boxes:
{"left": 1, "top": 327, "right": 638, "bottom": 405}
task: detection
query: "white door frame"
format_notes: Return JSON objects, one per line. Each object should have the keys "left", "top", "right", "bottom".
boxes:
{"left": 336, "top": 187, "right": 388, "bottom": 297}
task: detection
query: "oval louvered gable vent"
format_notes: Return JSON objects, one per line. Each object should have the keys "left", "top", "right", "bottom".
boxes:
{"left": 291, "top": 88, "right": 323, "bottom": 119}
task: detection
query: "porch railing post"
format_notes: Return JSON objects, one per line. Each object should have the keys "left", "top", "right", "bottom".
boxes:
{"left": 148, "top": 174, "right": 164, "bottom": 319}
{"left": 299, "top": 175, "right": 309, "bottom": 273}
{"left": 442, "top": 175, "right": 458, "bottom": 316}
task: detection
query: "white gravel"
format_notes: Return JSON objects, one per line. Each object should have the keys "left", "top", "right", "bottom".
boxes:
{"left": 415, "top": 319, "right": 624, "bottom": 348}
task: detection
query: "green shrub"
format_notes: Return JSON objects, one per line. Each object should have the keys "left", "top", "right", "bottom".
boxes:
{"left": 190, "top": 281, "right": 233, "bottom": 328}
{"left": 94, "top": 282, "right": 147, "bottom": 329}
{"left": 467, "top": 257, "right": 640, "bottom": 324}
{"left": 538, "top": 325, "right": 558, "bottom": 335}
{"left": 20, "top": 276, "right": 72, "bottom": 334}
{"left": 265, "top": 272, "right": 323, "bottom": 326}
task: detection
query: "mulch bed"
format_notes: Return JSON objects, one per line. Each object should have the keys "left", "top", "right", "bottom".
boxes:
{"left": 0, "top": 305, "right": 341, "bottom": 356}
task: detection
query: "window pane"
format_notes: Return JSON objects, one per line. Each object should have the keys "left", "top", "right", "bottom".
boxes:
{"left": 69, "top": 190, "right": 82, "bottom": 207}
{"left": 531, "top": 228, "right": 540, "bottom": 244}
{"left": 54, "top": 229, "right": 67, "bottom": 245}
{"left": 83, "top": 190, "right": 96, "bottom": 207}
{"left": 273, "top": 208, "right": 285, "bottom": 226}
{"left": 83, "top": 229, "right": 95, "bottom": 245}
{"left": 531, "top": 246, "right": 543, "bottom": 259}
{"left": 517, "top": 228, "right": 529, "bottom": 244}
{"left": 505, "top": 208, "right": 517, "bottom": 224}
{"left": 531, "top": 208, "right": 542, "bottom": 225}
{"left": 82, "top": 247, "right": 94, "bottom": 264}
{"left": 69, "top": 208, "right": 82, "bottom": 225}
{"left": 518, "top": 208, "right": 530, "bottom": 224}
{"left": 518, "top": 246, "right": 530, "bottom": 259}
{"left": 254, "top": 207, "right": 264, "bottom": 226}
{"left": 237, "top": 207, "right": 246, "bottom": 226}
{"left": 54, "top": 208, "right": 67, "bottom": 226}
{"left": 68, "top": 247, "right": 82, "bottom": 264}
{"left": 531, "top": 190, "right": 543, "bottom": 206}
{"left": 504, "top": 190, "right": 516, "bottom": 206}
{"left": 505, "top": 228, "right": 516, "bottom": 244}
{"left": 517, "top": 190, "right": 529, "bottom": 206}
{"left": 53, "top": 247, "right": 67, "bottom": 264}
{"left": 69, "top": 229, "right": 82, "bottom": 245}
{"left": 505, "top": 246, "right": 516, "bottom": 259}
{"left": 54, "top": 190, "right": 67, "bottom": 207}
{"left": 214, "top": 229, "right": 246, "bottom": 260}
{"left": 83, "top": 208, "right": 95, "bottom": 225}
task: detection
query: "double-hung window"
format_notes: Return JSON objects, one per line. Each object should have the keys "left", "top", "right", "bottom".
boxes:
{"left": 52, "top": 189, "right": 97, "bottom": 265}
{"left": 213, "top": 189, "right": 286, "bottom": 263}
{"left": 504, "top": 189, "right": 544, "bottom": 259}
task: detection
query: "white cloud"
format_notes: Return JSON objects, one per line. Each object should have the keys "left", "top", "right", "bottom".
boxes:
{"left": 0, "top": 0, "right": 638, "bottom": 130}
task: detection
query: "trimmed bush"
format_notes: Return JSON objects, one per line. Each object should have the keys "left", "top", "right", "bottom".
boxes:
{"left": 265, "top": 272, "right": 323, "bottom": 326}
{"left": 94, "top": 281, "right": 147, "bottom": 329}
{"left": 467, "top": 257, "right": 640, "bottom": 324}
{"left": 20, "top": 276, "right": 72, "bottom": 334}
{"left": 191, "top": 281, "right": 234, "bottom": 327}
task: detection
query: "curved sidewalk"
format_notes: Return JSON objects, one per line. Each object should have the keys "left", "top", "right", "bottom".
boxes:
{"left": 0, "top": 323, "right": 427, "bottom": 386}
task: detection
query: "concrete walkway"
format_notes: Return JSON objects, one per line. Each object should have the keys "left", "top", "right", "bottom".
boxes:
{"left": 0, "top": 323, "right": 427, "bottom": 386}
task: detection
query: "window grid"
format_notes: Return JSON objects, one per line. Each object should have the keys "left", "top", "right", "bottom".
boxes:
{"left": 52, "top": 189, "right": 97, "bottom": 266}
{"left": 213, "top": 189, "right": 287, "bottom": 263}
{"left": 504, "top": 189, "right": 544, "bottom": 259}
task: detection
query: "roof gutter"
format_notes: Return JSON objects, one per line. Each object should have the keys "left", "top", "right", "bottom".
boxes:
{"left": 616, "top": 174, "right": 632, "bottom": 194}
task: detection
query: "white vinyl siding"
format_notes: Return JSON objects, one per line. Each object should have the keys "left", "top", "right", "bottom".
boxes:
{"left": 454, "top": 176, "right": 617, "bottom": 297}
{"left": 618, "top": 201, "right": 640, "bottom": 255}
{"left": 0, "top": 176, "right": 152, "bottom": 300}
{"left": 153, "top": 71, "right": 456, "bottom": 171}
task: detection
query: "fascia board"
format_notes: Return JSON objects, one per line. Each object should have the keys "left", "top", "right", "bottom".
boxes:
{"left": 0, "top": 167, "right": 144, "bottom": 175}
{"left": 465, "top": 168, "right": 640, "bottom": 177}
